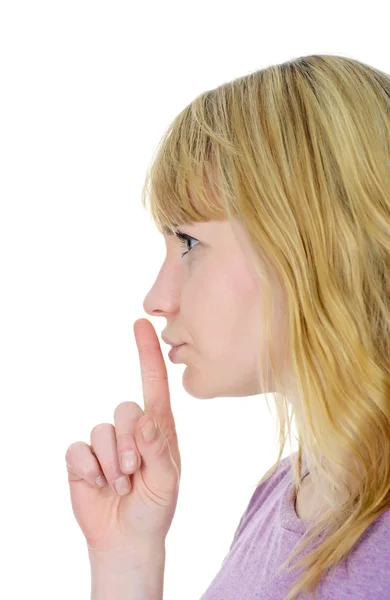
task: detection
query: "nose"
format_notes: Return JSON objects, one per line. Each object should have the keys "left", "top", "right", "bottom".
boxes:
{"left": 142, "top": 265, "right": 181, "bottom": 319}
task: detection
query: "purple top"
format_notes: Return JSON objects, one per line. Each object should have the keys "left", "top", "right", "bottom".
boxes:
{"left": 199, "top": 452, "right": 390, "bottom": 599}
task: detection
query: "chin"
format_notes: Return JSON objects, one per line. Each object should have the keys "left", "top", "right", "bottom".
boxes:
{"left": 181, "top": 369, "right": 221, "bottom": 399}
{"left": 181, "top": 366, "right": 260, "bottom": 399}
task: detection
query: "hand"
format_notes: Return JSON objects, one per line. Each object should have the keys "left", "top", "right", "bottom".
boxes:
{"left": 65, "top": 318, "right": 181, "bottom": 553}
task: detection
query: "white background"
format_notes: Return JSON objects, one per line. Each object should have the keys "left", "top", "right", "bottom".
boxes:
{"left": 0, "top": 1, "right": 388, "bottom": 598}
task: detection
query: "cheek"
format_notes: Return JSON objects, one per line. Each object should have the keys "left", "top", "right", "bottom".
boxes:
{"left": 182, "top": 258, "right": 260, "bottom": 354}
{"left": 182, "top": 263, "right": 227, "bottom": 319}
{"left": 180, "top": 262, "right": 232, "bottom": 351}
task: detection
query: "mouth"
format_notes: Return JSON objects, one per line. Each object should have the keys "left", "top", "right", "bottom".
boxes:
{"left": 168, "top": 344, "right": 186, "bottom": 361}
{"left": 161, "top": 334, "right": 185, "bottom": 347}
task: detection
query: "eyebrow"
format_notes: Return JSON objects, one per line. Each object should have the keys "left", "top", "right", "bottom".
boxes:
{"left": 162, "top": 225, "right": 178, "bottom": 237}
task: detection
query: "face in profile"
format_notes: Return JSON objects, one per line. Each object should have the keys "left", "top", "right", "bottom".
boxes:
{"left": 143, "top": 217, "right": 289, "bottom": 400}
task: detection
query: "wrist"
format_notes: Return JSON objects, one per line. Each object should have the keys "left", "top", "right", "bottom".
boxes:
{"left": 88, "top": 540, "right": 166, "bottom": 565}
{"left": 88, "top": 542, "right": 166, "bottom": 600}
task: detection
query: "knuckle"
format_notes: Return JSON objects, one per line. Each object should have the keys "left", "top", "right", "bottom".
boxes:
{"left": 154, "top": 433, "right": 170, "bottom": 458}
{"left": 114, "top": 401, "right": 140, "bottom": 419}
{"left": 65, "top": 441, "right": 87, "bottom": 461}
{"left": 144, "top": 368, "right": 167, "bottom": 383}
{"left": 83, "top": 462, "right": 97, "bottom": 477}
{"left": 102, "top": 464, "right": 117, "bottom": 482}
{"left": 165, "top": 422, "right": 178, "bottom": 438}
{"left": 91, "top": 422, "right": 113, "bottom": 437}
{"left": 117, "top": 435, "right": 136, "bottom": 455}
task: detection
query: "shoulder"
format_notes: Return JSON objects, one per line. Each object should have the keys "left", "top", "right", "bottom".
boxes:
{"left": 341, "top": 509, "right": 390, "bottom": 597}
{"left": 349, "top": 509, "right": 390, "bottom": 567}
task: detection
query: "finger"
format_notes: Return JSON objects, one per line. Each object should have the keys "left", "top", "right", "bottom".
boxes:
{"left": 134, "top": 414, "right": 180, "bottom": 494}
{"left": 90, "top": 423, "right": 132, "bottom": 496}
{"left": 114, "top": 401, "right": 144, "bottom": 474}
{"left": 133, "top": 318, "right": 181, "bottom": 477}
{"left": 133, "top": 318, "right": 170, "bottom": 416}
{"left": 65, "top": 441, "right": 108, "bottom": 489}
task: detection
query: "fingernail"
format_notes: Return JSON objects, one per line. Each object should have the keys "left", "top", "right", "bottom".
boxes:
{"left": 115, "top": 476, "right": 131, "bottom": 496}
{"left": 96, "top": 475, "right": 106, "bottom": 488}
{"left": 141, "top": 418, "right": 157, "bottom": 442}
{"left": 121, "top": 450, "right": 137, "bottom": 472}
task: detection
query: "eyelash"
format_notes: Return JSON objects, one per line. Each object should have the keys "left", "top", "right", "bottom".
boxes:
{"left": 174, "top": 230, "right": 199, "bottom": 258}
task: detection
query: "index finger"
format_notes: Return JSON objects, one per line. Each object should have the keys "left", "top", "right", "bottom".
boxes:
{"left": 133, "top": 318, "right": 171, "bottom": 418}
{"left": 133, "top": 317, "right": 181, "bottom": 478}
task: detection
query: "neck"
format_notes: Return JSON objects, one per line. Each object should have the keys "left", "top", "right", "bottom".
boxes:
{"left": 299, "top": 450, "right": 357, "bottom": 509}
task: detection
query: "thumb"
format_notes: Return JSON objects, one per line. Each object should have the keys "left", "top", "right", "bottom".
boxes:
{"left": 135, "top": 415, "right": 179, "bottom": 492}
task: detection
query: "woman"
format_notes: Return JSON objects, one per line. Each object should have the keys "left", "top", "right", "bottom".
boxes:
{"left": 65, "top": 54, "right": 390, "bottom": 599}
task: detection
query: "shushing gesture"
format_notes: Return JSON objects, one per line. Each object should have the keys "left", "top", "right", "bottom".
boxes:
{"left": 65, "top": 318, "right": 181, "bottom": 553}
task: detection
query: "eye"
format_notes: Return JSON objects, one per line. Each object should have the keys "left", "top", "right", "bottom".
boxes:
{"left": 174, "top": 230, "right": 199, "bottom": 258}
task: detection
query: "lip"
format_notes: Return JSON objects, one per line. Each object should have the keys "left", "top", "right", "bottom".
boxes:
{"left": 168, "top": 344, "right": 186, "bottom": 362}
{"left": 162, "top": 335, "right": 184, "bottom": 347}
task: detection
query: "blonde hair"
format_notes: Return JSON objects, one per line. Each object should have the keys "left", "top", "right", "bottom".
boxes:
{"left": 140, "top": 53, "right": 390, "bottom": 599}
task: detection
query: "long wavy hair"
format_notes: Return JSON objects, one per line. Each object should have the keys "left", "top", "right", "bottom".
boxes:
{"left": 140, "top": 53, "right": 390, "bottom": 600}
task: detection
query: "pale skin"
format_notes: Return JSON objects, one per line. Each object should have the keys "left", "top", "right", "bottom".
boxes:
{"left": 143, "top": 218, "right": 286, "bottom": 399}
{"left": 65, "top": 318, "right": 181, "bottom": 554}
{"left": 143, "top": 216, "right": 353, "bottom": 520}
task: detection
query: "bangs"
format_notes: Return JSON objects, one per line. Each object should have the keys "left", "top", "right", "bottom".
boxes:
{"left": 141, "top": 91, "right": 231, "bottom": 235}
